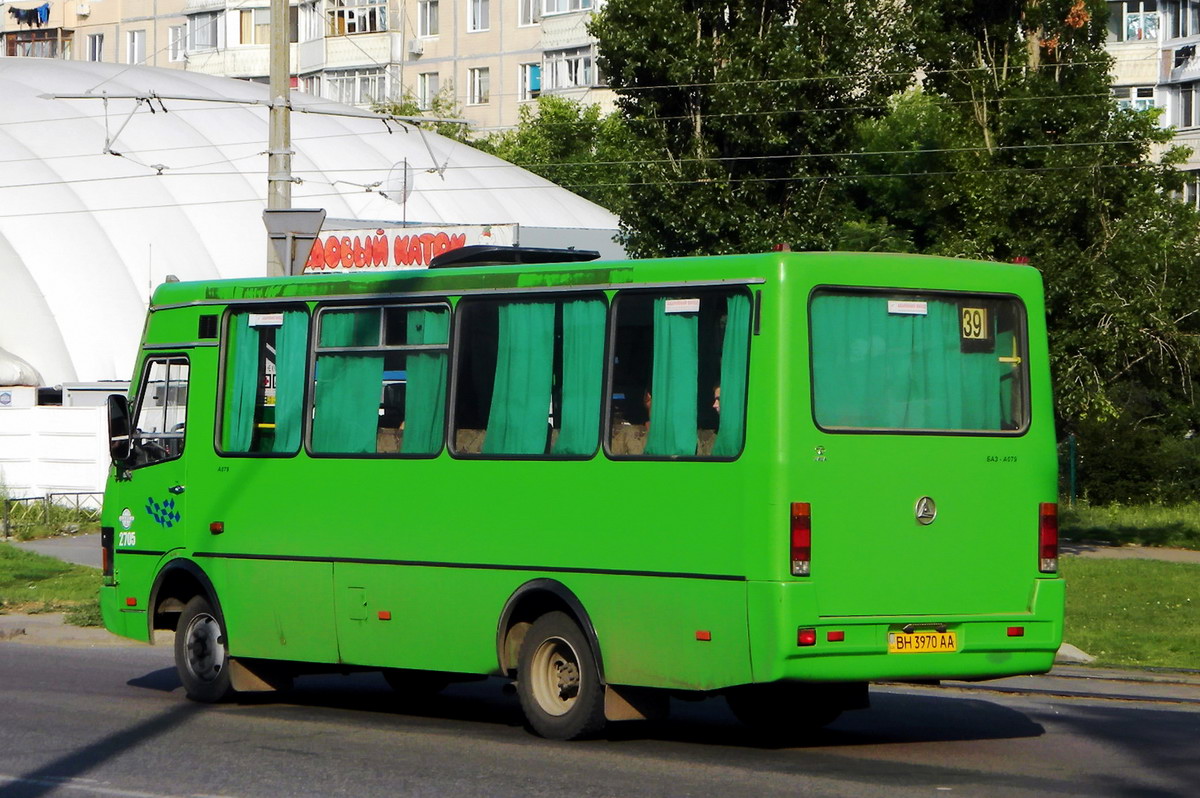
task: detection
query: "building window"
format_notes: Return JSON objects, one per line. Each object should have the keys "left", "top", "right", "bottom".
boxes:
{"left": 519, "top": 0, "right": 539, "bottom": 26}
{"left": 1113, "top": 85, "right": 1157, "bottom": 110}
{"left": 300, "top": 74, "right": 321, "bottom": 95}
{"left": 468, "top": 0, "right": 489, "bottom": 31}
{"left": 6, "top": 29, "right": 62, "bottom": 57}
{"left": 418, "top": 72, "right": 440, "bottom": 109}
{"left": 543, "top": 46, "right": 598, "bottom": 90}
{"left": 543, "top": 0, "right": 591, "bottom": 14}
{"left": 189, "top": 11, "right": 222, "bottom": 50}
{"left": 167, "top": 26, "right": 185, "bottom": 61}
{"left": 519, "top": 63, "right": 541, "bottom": 101}
{"left": 126, "top": 29, "right": 146, "bottom": 64}
{"left": 418, "top": 0, "right": 439, "bottom": 36}
{"left": 1108, "top": 1, "right": 1160, "bottom": 41}
{"left": 326, "top": 67, "right": 385, "bottom": 105}
{"left": 1169, "top": 0, "right": 1200, "bottom": 37}
{"left": 87, "top": 33, "right": 105, "bottom": 62}
{"left": 239, "top": 9, "right": 271, "bottom": 44}
{"left": 468, "top": 66, "right": 490, "bottom": 104}
{"left": 298, "top": 2, "right": 322, "bottom": 41}
{"left": 1183, "top": 169, "right": 1200, "bottom": 206}
{"left": 328, "top": 0, "right": 388, "bottom": 35}
{"left": 1179, "top": 81, "right": 1200, "bottom": 126}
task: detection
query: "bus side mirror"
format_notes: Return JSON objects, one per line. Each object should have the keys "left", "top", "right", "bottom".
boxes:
{"left": 107, "top": 394, "right": 133, "bottom": 464}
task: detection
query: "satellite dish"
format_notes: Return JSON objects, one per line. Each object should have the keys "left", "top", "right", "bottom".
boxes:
{"left": 384, "top": 160, "right": 416, "bottom": 205}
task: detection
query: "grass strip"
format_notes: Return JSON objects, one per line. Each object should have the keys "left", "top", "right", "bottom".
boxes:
{"left": 1062, "top": 557, "right": 1199, "bottom": 670}
{"left": 1061, "top": 503, "right": 1200, "bottom": 550}
{"left": 0, "top": 543, "right": 102, "bottom": 626}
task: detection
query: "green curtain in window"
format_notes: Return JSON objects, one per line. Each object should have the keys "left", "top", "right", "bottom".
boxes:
{"left": 401, "top": 308, "right": 449, "bottom": 454}
{"left": 996, "top": 329, "right": 1016, "bottom": 429}
{"left": 483, "top": 302, "right": 555, "bottom": 454}
{"left": 312, "top": 310, "right": 383, "bottom": 453}
{"left": 552, "top": 299, "right": 604, "bottom": 456}
{"left": 811, "top": 295, "right": 1001, "bottom": 430}
{"left": 223, "top": 313, "right": 260, "bottom": 452}
{"left": 713, "top": 293, "right": 751, "bottom": 457}
{"left": 646, "top": 297, "right": 699, "bottom": 456}
{"left": 270, "top": 311, "right": 308, "bottom": 453}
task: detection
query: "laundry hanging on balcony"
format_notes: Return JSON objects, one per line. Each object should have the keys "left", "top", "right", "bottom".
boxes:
{"left": 7, "top": 4, "right": 52, "bottom": 26}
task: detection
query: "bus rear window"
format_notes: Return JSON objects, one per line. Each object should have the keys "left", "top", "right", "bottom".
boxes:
{"left": 810, "top": 290, "right": 1028, "bottom": 433}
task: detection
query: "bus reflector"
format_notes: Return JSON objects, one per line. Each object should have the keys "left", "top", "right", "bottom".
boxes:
{"left": 790, "top": 502, "right": 811, "bottom": 576}
{"left": 378, "top": 610, "right": 392, "bottom": 621}
{"left": 797, "top": 627, "right": 817, "bottom": 646}
{"left": 827, "top": 631, "right": 845, "bottom": 642}
{"left": 1007, "top": 627, "right": 1025, "bottom": 637}
{"left": 125, "top": 597, "right": 137, "bottom": 607}
{"left": 695, "top": 630, "right": 712, "bottom": 642}
{"left": 1039, "top": 503, "right": 1058, "bottom": 573}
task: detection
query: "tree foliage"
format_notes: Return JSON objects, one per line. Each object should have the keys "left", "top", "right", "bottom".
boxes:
{"left": 588, "top": 0, "right": 1200, "bottom": 498}
{"left": 372, "top": 88, "right": 475, "bottom": 142}
{"left": 475, "top": 95, "right": 638, "bottom": 212}
{"left": 590, "top": 0, "right": 918, "bottom": 255}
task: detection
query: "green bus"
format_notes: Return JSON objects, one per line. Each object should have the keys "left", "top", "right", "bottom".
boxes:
{"left": 100, "top": 250, "right": 1063, "bottom": 740}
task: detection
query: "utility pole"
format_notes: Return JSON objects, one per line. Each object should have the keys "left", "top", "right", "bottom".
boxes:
{"left": 266, "top": 0, "right": 292, "bottom": 276}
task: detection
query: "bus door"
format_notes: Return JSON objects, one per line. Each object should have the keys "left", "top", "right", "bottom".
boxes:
{"left": 112, "top": 355, "right": 191, "bottom": 565}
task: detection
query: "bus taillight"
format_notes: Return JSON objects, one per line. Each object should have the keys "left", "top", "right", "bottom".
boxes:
{"left": 791, "top": 502, "right": 811, "bottom": 576}
{"left": 1039, "top": 503, "right": 1058, "bottom": 573}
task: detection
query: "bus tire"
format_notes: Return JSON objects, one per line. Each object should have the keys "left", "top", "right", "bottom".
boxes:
{"left": 725, "top": 683, "right": 843, "bottom": 737}
{"left": 516, "top": 611, "right": 606, "bottom": 740}
{"left": 175, "top": 595, "right": 234, "bottom": 703}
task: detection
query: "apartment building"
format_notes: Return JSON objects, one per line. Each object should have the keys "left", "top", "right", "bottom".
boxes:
{"left": 1, "top": 0, "right": 613, "bottom": 130}
{"left": 1107, "top": 0, "right": 1200, "bottom": 197}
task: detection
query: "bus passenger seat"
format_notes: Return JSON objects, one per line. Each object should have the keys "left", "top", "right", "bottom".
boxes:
{"left": 456, "top": 428, "right": 486, "bottom": 454}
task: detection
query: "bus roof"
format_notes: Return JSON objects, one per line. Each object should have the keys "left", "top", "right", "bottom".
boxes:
{"left": 149, "top": 251, "right": 1041, "bottom": 309}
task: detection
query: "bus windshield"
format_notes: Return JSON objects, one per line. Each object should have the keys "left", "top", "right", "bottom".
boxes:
{"left": 810, "top": 289, "right": 1028, "bottom": 433}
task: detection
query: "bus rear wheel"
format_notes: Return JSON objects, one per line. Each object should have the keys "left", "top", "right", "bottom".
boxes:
{"left": 516, "top": 611, "right": 606, "bottom": 740}
{"left": 175, "top": 595, "right": 234, "bottom": 703}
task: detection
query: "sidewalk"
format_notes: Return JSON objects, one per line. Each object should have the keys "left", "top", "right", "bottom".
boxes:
{"left": 1061, "top": 540, "right": 1200, "bottom": 565}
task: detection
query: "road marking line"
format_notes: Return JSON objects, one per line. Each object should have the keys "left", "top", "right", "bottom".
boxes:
{"left": 0, "top": 773, "right": 195, "bottom": 798}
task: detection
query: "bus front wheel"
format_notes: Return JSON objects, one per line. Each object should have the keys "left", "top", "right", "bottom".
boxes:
{"left": 175, "top": 595, "right": 234, "bottom": 703}
{"left": 516, "top": 611, "right": 606, "bottom": 740}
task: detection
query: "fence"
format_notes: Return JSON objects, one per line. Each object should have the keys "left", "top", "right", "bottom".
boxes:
{"left": 1, "top": 492, "right": 103, "bottom": 541}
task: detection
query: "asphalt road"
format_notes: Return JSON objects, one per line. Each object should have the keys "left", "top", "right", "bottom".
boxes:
{"left": 0, "top": 642, "right": 1197, "bottom": 798}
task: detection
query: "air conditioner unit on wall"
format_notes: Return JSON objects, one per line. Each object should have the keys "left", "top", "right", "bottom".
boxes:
{"left": 407, "top": 38, "right": 423, "bottom": 56}
{"left": 77, "top": 3, "right": 91, "bottom": 15}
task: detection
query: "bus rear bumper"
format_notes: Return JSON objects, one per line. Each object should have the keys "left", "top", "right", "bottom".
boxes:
{"left": 747, "top": 577, "right": 1065, "bottom": 684}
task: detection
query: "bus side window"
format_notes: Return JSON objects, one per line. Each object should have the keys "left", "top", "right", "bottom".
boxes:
{"left": 130, "top": 357, "right": 189, "bottom": 467}
{"left": 220, "top": 309, "right": 309, "bottom": 455}
{"left": 607, "top": 290, "right": 750, "bottom": 459}
{"left": 310, "top": 304, "right": 449, "bottom": 457}
{"left": 452, "top": 296, "right": 605, "bottom": 458}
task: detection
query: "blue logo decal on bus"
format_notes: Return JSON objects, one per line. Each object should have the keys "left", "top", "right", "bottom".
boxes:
{"left": 146, "top": 496, "right": 181, "bottom": 529}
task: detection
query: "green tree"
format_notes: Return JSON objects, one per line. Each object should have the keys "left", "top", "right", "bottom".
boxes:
{"left": 373, "top": 88, "right": 474, "bottom": 143}
{"left": 849, "top": 1, "right": 1200, "bottom": 435}
{"left": 476, "top": 95, "right": 638, "bottom": 212}
{"left": 590, "top": 0, "right": 918, "bottom": 256}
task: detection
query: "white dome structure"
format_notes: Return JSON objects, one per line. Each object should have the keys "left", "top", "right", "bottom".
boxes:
{"left": 0, "top": 59, "right": 622, "bottom": 386}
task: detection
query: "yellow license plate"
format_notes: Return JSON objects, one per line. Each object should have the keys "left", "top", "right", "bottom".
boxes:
{"left": 888, "top": 630, "right": 957, "bottom": 654}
